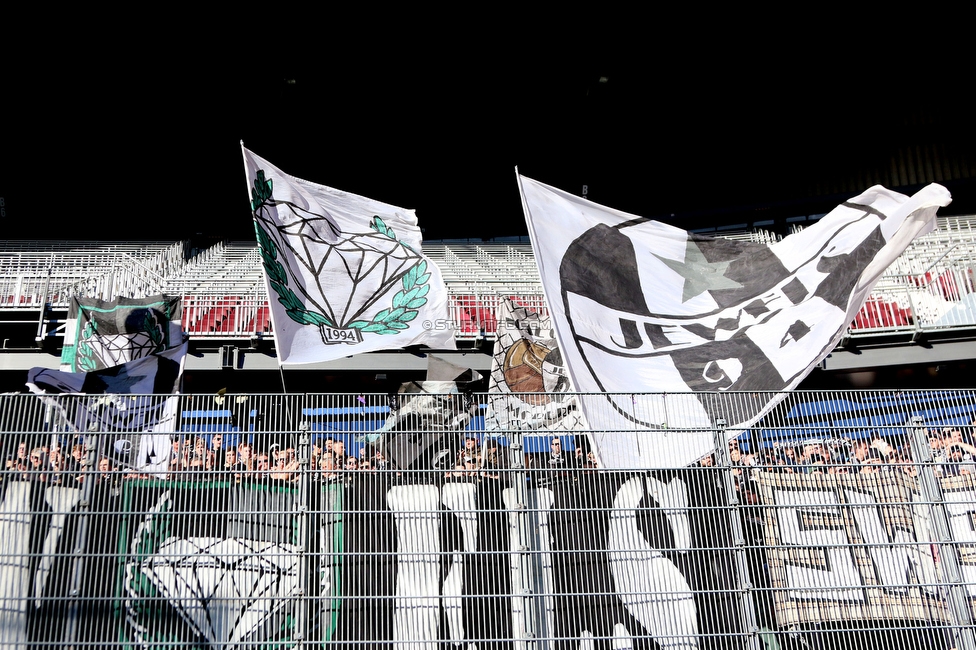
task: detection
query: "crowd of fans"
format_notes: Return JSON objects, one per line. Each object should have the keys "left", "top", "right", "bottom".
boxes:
{"left": 1, "top": 430, "right": 606, "bottom": 489}
{"left": 708, "top": 423, "right": 976, "bottom": 475}
{"left": 696, "top": 423, "right": 976, "bottom": 504}
{"left": 4, "top": 423, "right": 975, "bottom": 490}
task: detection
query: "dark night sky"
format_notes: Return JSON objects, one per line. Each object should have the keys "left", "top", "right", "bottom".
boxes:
{"left": 2, "top": 17, "right": 971, "bottom": 243}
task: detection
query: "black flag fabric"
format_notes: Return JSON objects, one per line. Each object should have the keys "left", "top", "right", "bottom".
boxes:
{"left": 25, "top": 344, "right": 187, "bottom": 476}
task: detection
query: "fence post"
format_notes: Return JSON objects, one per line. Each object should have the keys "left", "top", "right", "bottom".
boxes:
{"left": 712, "top": 419, "right": 762, "bottom": 650}
{"left": 61, "top": 423, "right": 102, "bottom": 646}
{"left": 507, "top": 419, "right": 548, "bottom": 650}
{"left": 908, "top": 416, "right": 976, "bottom": 650}
{"left": 295, "top": 421, "right": 311, "bottom": 647}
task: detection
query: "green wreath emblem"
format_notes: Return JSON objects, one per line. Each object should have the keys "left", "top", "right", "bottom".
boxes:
{"left": 251, "top": 172, "right": 430, "bottom": 337}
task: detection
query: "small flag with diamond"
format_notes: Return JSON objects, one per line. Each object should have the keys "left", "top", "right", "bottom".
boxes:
{"left": 60, "top": 295, "right": 182, "bottom": 372}
{"left": 242, "top": 146, "right": 456, "bottom": 364}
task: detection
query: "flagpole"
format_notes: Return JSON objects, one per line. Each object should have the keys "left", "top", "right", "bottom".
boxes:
{"left": 277, "top": 364, "right": 290, "bottom": 394}
{"left": 713, "top": 419, "right": 763, "bottom": 650}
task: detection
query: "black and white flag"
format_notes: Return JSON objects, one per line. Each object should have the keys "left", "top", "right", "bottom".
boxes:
{"left": 375, "top": 380, "right": 472, "bottom": 471}
{"left": 59, "top": 295, "right": 183, "bottom": 373}
{"left": 518, "top": 174, "right": 951, "bottom": 467}
{"left": 113, "top": 473, "right": 738, "bottom": 649}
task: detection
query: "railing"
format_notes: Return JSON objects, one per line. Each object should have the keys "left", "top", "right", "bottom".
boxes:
{"left": 1, "top": 390, "right": 976, "bottom": 648}
{"left": 1, "top": 234, "right": 974, "bottom": 342}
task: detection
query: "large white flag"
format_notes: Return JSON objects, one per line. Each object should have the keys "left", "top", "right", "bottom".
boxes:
{"left": 518, "top": 174, "right": 951, "bottom": 468}
{"left": 242, "top": 147, "right": 456, "bottom": 364}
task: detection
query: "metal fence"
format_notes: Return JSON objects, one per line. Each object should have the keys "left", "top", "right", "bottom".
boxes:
{"left": 1, "top": 390, "right": 976, "bottom": 649}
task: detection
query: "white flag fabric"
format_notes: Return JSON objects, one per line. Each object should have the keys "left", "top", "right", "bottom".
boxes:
{"left": 518, "top": 174, "right": 951, "bottom": 468}
{"left": 242, "top": 147, "right": 456, "bottom": 364}
{"left": 26, "top": 344, "right": 187, "bottom": 476}
{"left": 486, "top": 298, "right": 587, "bottom": 433}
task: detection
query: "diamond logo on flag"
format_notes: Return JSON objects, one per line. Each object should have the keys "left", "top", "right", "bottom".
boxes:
{"left": 243, "top": 147, "right": 455, "bottom": 364}
{"left": 86, "top": 331, "right": 161, "bottom": 368}
{"left": 60, "top": 295, "right": 182, "bottom": 373}
{"left": 519, "top": 174, "right": 951, "bottom": 467}
{"left": 270, "top": 221, "right": 426, "bottom": 329}
{"left": 122, "top": 489, "right": 301, "bottom": 647}
{"left": 143, "top": 537, "right": 300, "bottom": 646}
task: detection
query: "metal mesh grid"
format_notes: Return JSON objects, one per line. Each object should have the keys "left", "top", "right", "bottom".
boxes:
{"left": 0, "top": 390, "right": 975, "bottom": 649}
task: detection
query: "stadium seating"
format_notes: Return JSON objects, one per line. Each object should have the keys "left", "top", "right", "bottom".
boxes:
{"left": 1, "top": 219, "right": 974, "bottom": 342}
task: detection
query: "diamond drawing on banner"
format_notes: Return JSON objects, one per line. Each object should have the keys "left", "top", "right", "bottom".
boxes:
{"left": 86, "top": 331, "right": 159, "bottom": 368}
{"left": 304, "top": 228, "right": 423, "bottom": 326}
{"left": 245, "top": 146, "right": 456, "bottom": 362}
{"left": 255, "top": 199, "right": 427, "bottom": 330}
{"left": 142, "top": 537, "right": 300, "bottom": 646}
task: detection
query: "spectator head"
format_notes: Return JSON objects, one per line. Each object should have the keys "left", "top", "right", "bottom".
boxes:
{"left": 238, "top": 442, "right": 252, "bottom": 462}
